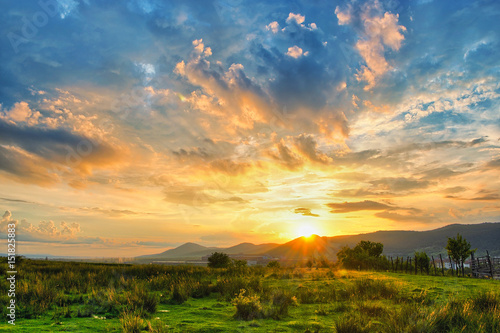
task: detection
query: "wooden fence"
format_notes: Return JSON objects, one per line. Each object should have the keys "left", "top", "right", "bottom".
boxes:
{"left": 471, "top": 251, "right": 500, "bottom": 280}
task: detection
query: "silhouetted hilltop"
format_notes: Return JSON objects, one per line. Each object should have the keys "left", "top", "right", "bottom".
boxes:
{"left": 137, "top": 222, "right": 500, "bottom": 261}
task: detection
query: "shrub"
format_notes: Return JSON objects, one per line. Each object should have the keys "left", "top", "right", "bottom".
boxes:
{"left": 348, "top": 278, "right": 399, "bottom": 300}
{"left": 147, "top": 319, "right": 169, "bottom": 333}
{"left": 120, "top": 312, "right": 145, "bottom": 333}
{"left": 232, "top": 289, "right": 263, "bottom": 320}
{"left": 471, "top": 291, "right": 499, "bottom": 312}
{"left": 266, "top": 289, "right": 298, "bottom": 319}
{"left": 208, "top": 252, "right": 231, "bottom": 268}
{"left": 334, "top": 314, "right": 369, "bottom": 333}
{"left": 191, "top": 281, "right": 212, "bottom": 299}
{"left": 170, "top": 284, "right": 190, "bottom": 304}
{"left": 125, "top": 286, "right": 158, "bottom": 316}
{"left": 267, "top": 261, "right": 280, "bottom": 269}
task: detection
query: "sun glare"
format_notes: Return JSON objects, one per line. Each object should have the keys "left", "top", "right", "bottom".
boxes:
{"left": 297, "top": 225, "right": 318, "bottom": 238}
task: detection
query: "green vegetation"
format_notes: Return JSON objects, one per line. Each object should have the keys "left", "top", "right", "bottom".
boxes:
{"left": 1, "top": 257, "right": 499, "bottom": 332}
{"left": 336, "top": 241, "right": 389, "bottom": 270}
{"left": 446, "top": 233, "right": 475, "bottom": 276}
{"left": 207, "top": 252, "right": 232, "bottom": 268}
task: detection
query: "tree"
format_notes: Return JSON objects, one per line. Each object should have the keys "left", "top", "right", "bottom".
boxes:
{"left": 267, "top": 260, "right": 280, "bottom": 269}
{"left": 336, "top": 240, "right": 389, "bottom": 270}
{"left": 446, "top": 233, "right": 474, "bottom": 277}
{"left": 414, "top": 251, "right": 430, "bottom": 274}
{"left": 207, "top": 252, "right": 231, "bottom": 268}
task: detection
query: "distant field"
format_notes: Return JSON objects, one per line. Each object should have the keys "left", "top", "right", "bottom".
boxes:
{"left": 1, "top": 260, "right": 499, "bottom": 332}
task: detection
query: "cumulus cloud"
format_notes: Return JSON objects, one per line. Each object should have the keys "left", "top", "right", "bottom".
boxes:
{"left": 0, "top": 101, "right": 41, "bottom": 125}
{"left": 286, "top": 45, "right": 305, "bottom": 58}
{"left": 266, "top": 21, "right": 279, "bottom": 34}
{"left": 0, "top": 210, "right": 82, "bottom": 241}
{"left": 286, "top": 13, "right": 305, "bottom": 25}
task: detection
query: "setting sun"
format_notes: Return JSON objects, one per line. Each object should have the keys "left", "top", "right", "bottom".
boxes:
{"left": 297, "top": 225, "right": 319, "bottom": 238}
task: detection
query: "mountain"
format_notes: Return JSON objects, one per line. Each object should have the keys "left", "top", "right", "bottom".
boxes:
{"left": 137, "top": 242, "right": 212, "bottom": 259}
{"left": 137, "top": 222, "right": 500, "bottom": 261}
{"left": 224, "top": 242, "right": 279, "bottom": 255}
{"left": 137, "top": 242, "right": 279, "bottom": 260}
{"left": 326, "top": 222, "right": 500, "bottom": 258}
{"left": 265, "top": 235, "right": 335, "bottom": 259}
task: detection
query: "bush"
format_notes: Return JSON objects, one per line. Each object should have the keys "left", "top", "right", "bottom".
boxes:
{"left": 208, "top": 252, "right": 231, "bottom": 268}
{"left": 120, "top": 312, "right": 145, "bottom": 333}
{"left": 232, "top": 289, "right": 263, "bottom": 320}
{"left": 170, "top": 284, "right": 190, "bottom": 304}
{"left": 334, "top": 314, "right": 369, "bottom": 333}
{"left": 267, "top": 289, "right": 298, "bottom": 319}
{"left": 348, "top": 278, "right": 399, "bottom": 300}
{"left": 267, "top": 261, "right": 280, "bottom": 269}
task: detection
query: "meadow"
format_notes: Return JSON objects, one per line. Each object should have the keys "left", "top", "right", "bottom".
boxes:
{"left": 0, "top": 258, "right": 499, "bottom": 332}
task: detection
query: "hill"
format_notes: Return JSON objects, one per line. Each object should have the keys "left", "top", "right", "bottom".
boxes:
{"left": 137, "top": 222, "right": 500, "bottom": 261}
{"left": 137, "top": 242, "right": 279, "bottom": 260}
{"left": 265, "top": 235, "right": 335, "bottom": 259}
{"left": 326, "top": 222, "right": 500, "bottom": 258}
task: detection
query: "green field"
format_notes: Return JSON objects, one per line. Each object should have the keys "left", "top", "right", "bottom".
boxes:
{"left": 1, "top": 259, "right": 499, "bottom": 332}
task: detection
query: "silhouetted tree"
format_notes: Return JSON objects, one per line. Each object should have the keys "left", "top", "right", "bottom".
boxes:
{"left": 414, "top": 252, "right": 430, "bottom": 274}
{"left": 446, "top": 233, "right": 474, "bottom": 276}
{"left": 207, "top": 252, "right": 231, "bottom": 268}
{"left": 267, "top": 260, "right": 280, "bottom": 269}
{"left": 336, "top": 241, "right": 389, "bottom": 270}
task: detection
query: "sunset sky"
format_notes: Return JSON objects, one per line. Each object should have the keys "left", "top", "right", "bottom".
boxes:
{"left": 1, "top": 0, "right": 499, "bottom": 257}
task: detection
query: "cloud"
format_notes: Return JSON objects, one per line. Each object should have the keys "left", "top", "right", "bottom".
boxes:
{"left": 286, "top": 13, "right": 305, "bottom": 25}
{"left": 267, "top": 140, "right": 303, "bottom": 171}
{"left": 0, "top": 118, "right": 126, "bottom": 184}
{"left": 486, "top": 158, "right": 500, "bottom": 169}
{"left": 294, "top": 207, "right": 319, "bottom": 217}
{"left": 374, "top": 210, "right": 434, "bottom": 223}
{"left": 266, "top": 21, "right": 279, "bottom": 34}
{"left": 163, "top": 183, "right": 246, "bottom": 206}
{"left": 293, "top": 134, "right": 331, "bottom": 164}
{"left": 369, "top": 177, "right": 431, "bottom": 192}
{"left": 286, "top": 45, "right": 305, "bottom": 58}
{"left": 446, "top": 189, "right": 500, "bottom": 201}
{"left": 0, "top": 210, "right": 82, "bottom": 241}
{"left": 0, "top": 101, "right": 41, "bottom": 125}
{"left": 336, "top": 1, "right": 406, "bottom": 89}
{"left": 327, "top": 200, "right": 393, "bottom": 213}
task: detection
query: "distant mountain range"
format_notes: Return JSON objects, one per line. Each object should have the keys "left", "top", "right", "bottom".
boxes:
{"left": 137, "top": 222, "right": 500, "bottom": 261}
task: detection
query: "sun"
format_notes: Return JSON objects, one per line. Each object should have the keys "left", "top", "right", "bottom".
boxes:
{"left": 296, "top": 224, "right": 318, "bottom": 239}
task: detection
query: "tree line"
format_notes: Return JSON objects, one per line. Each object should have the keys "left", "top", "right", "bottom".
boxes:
{"left": 336, "top": 233, "right": 475, "bottom": 277}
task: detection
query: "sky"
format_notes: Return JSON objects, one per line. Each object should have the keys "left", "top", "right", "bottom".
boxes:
{"left": 0, "top": 0, "right": 499, "bottom": 257}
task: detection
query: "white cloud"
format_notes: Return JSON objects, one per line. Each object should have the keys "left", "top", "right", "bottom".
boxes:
{"left": 1, "top": 101, "right": 41, "bottom": 125}
{"left": 286, "top": 13, "right": 305, "bottom": 25}
{"left": 286, "top": 45, "right": 304, "bottom": 58}
{"left": 266, "top": 21, "right": 279, "bottom": 34}
{"left": 0, "top": 210, "right": 82, "bottom": 240}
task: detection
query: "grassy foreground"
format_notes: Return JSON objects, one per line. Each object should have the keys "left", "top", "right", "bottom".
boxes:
{"left": 0, "top": 259, "right": 499, "bottom": 332}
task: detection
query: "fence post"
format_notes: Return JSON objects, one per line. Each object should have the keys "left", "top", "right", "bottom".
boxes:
{"left": 486, "top": 251, "right": 494, "bottom": 279}
{"left": 405, "top": 257, "right": 409, "bottom": 274}
{"left": 432, "top": 256, "right": 437, "bottom": 276}
{"left": 439, "top": 254, "right": 444, "bottom": 276}
{"left": 448, "top": 254, "right": 453, "bottom": 276}
{"left": 391, "top": 257, "right": 394, "bottom": 272}
{"left": 471, "top": 252, "right": 476, "bottom": 277}
{"left": 414, "top": 255, "right": 417, "bottom": 275}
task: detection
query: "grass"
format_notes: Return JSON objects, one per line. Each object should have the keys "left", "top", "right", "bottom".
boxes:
{"left": 0, "top": 259, "right": 499, "bottom": 332}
